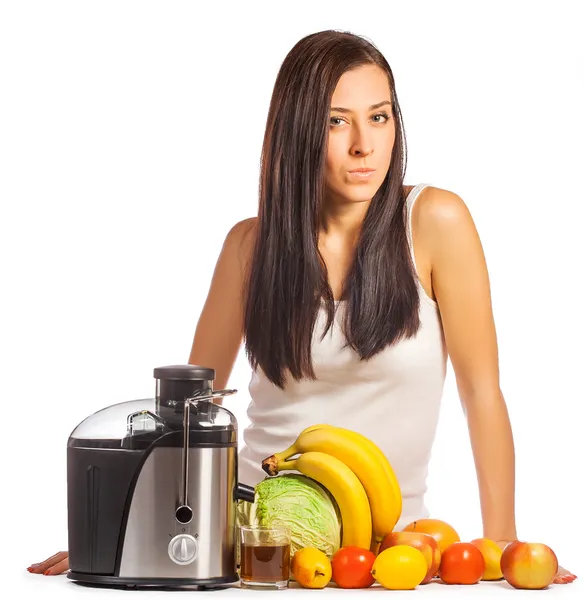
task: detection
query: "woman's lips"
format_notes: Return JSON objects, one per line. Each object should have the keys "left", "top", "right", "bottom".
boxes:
{"left": 348, "top": 169, "right": 375, "bottom": 179}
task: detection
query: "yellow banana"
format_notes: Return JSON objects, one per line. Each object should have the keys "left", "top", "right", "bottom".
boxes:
{"left": 269, "top": 450, "right": 372, "bottom": 550}
{"left": 314, "top": 425, "right": 402, "bottom": 535}
{"left": 330, "top": 426, "right": 403, "bottom": 533}
{"left": 296, "top": 423, "right": 331, "bottom": 437}
{"left": 264, "top": 425, "right": 402, "bottom": 543}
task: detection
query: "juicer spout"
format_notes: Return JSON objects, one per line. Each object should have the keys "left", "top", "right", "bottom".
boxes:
{"left": 236, "top": 482, "right": 255, "bottom": 503}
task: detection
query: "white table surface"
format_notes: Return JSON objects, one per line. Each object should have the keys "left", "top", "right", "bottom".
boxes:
{"left": 18, "top": 571, "right": 580, "bottom": 599}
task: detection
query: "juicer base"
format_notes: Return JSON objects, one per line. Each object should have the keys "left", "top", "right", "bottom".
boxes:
{"left": 67, "top": 570, "right": 239, "bottom": 590}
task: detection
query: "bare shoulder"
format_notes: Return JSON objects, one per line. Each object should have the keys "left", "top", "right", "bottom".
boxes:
{"left": 415, "top": 185, "right": 472, "bottom": 223}
{"left": 413, "top": 186, "right": 478, "bottom": 257}
{"left": 223, "top": 216, "right": 258, "bottom": 278}
{"left": 225, "top": 216, "right": 258, "bottom": 245}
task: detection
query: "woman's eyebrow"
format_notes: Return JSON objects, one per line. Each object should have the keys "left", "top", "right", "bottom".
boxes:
{"left": 330, "top": 100, "right": 391, "bottom": 113}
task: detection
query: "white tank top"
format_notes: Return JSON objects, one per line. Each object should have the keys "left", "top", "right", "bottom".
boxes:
{"left": 238, "top": 183, "right": 448, "bottom": 531}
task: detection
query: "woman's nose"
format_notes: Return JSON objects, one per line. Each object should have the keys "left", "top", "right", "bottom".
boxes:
{"left": 351, "top": 143, "right": 373, "bottom": 157}
{"left": 350, "top": 129, "right": 373, "bottom": 156}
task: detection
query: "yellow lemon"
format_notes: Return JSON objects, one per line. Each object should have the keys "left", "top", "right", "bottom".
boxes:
{"left": 371, "top": 545, "right": 427, "bottom": 590}
{"left": 291, "top": 547, "right": 332, "bottom": 589}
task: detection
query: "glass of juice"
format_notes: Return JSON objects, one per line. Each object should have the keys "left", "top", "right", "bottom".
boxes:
{"left": 238, "top": 525, "right": 291, "bottom": 589}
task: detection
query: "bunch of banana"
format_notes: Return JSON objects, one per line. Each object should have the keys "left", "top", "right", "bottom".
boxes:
{"left": 261, "top": 424, "right": 402, "bottom": 552}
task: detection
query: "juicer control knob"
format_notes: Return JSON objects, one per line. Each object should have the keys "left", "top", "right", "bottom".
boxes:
{"left": 168, "top": 534, "right": 198, "bottom": 565}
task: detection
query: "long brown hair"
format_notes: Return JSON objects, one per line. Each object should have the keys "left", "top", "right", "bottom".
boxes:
{"left": 243, "top": 30, "right": 421, "bottom": 389}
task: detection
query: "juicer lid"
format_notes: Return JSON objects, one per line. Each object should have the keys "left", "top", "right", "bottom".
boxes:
{"left": 67, "top": 364, "right": 238, "bottom": 450}
{"left": 153, "top": 365, "right": 215, "bottom": 381}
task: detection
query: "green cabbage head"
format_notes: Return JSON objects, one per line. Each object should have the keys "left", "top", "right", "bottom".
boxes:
{"left": 236, "top": 473, "right": 341, "bottom": 559}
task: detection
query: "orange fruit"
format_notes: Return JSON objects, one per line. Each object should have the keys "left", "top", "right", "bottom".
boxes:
{"left": 402, "top": 518, "right": 460, "bottom": 553}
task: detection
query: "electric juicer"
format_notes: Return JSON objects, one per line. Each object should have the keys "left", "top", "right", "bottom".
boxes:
{"left": 66, "top": 364, "right": 255, "bottom": 588}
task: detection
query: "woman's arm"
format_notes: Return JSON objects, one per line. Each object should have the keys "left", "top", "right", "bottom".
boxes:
{"left": 424, "top": 189, "right": 575, "bottom": 583}
{"left": 423, "top": 188, "right": 516, "bottom": 540}
{"left": 188, "top": 217, "right": 257, "bottom": 400}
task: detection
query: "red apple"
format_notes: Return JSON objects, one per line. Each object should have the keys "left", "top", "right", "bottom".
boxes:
{"left": 500, "top": 540, "right": 558, "bottom": 590}
{"left": 379, "top": 531, "right": 441, "bottom": 584}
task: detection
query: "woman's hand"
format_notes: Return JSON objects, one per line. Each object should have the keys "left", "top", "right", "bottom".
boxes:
{"left": 553, "top": 566, "right": 577, "bottom": 584}
{"left": 496, "top": 541, "right": 577, "bottom": 584}
{"left": 27, "top": 551, "right": 69, "bottom": 576}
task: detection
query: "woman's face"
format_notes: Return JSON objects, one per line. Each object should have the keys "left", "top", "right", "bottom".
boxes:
{"left": 325, "top": 64, "right": 396, "bottom": 204}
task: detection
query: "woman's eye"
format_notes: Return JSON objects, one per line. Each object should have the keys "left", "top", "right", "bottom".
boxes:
{"left": 372, "top": 111, "right": 390, "bottom": 123}
{"left": 330, "top": 112, "right": 391, "bottom": 127}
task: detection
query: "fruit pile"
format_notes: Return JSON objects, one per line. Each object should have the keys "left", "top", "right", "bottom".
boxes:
{"left": 261, "top": 424, "right": 562, "bottom": 591}
{"left": 261, "top": 423, "right": 402, "bottom": 552}
{"left": 291, "top": 529, "right": 560, "bottom": 590}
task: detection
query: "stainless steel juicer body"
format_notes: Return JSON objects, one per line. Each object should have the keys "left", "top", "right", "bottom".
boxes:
{"left": 66, "top": 365, "right": 254, "bottom": 589}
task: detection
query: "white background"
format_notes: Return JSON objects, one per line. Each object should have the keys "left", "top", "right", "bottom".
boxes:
{"left": 1, "top": 1, "right": 582, "bottom": 597}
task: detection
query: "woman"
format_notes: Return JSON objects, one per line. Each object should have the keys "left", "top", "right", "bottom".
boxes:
{"left": 28, "top": 30, "right": 575, "bottom": 583}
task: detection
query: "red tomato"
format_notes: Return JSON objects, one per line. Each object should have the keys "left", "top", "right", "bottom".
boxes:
{"left": 440, "top": 542, "right": 486, "bottom": 585}
{"left": 331, "top": 546, "right": 376, "bottom": 588}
